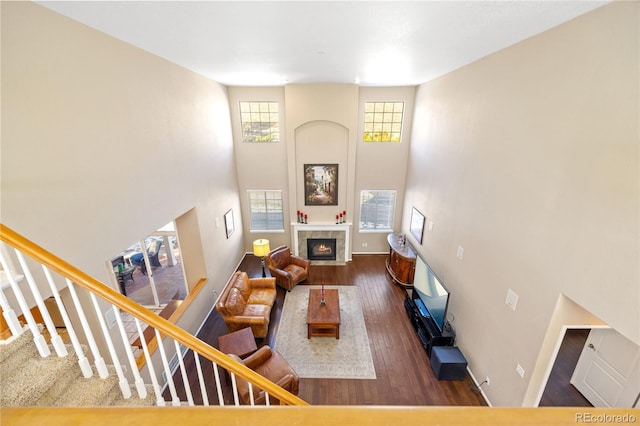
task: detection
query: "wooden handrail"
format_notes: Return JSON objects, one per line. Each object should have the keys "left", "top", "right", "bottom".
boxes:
{"left": 4, "top": 406, "right": 637, "bottom": 426}
{"left": 0, "top": 224, "right": 307, "bottom": 406}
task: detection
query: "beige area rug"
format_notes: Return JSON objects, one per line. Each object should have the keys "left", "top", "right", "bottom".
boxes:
{"left": 274, "top": 285, "right": 376, "bottom": 380}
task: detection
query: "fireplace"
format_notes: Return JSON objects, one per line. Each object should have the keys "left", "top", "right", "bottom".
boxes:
{"left": 307, "top": 238, "right": 337, "bottom": 261}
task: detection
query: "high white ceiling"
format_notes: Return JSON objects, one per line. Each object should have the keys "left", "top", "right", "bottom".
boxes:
{"left": 37, "top": 1, "right": 609, "bottom": 86}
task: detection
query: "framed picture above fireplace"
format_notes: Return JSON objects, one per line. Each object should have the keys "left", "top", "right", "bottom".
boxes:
{"left": 304, "top": 164, "right": 338, "bottom": 206}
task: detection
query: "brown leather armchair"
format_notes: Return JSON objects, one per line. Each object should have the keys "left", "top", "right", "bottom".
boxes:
{"left": 265, "top": 246, "right": 310, "bottom": 291}
{"left": 229, "top": 346, "right": 299, "bottom": 405}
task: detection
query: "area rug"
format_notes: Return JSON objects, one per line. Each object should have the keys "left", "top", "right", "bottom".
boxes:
{"left": 274, "top": 285, "right": 376, "bottom": 379}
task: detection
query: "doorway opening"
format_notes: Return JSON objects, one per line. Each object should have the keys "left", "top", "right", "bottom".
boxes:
{"left": 109, "top": 221, "right": 188, "bottom": 308}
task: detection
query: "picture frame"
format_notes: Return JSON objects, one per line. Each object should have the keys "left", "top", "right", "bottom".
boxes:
{"left": 224, "top": 209, "right": 235, "bottom": 239}
{"left": 409, "top": 207, "right": 425, "bottom": 244}
{"left": 304, "top": 163, "right": 338, "bottom": 206}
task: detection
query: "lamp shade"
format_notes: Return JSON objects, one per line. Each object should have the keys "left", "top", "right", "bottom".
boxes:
{"left": 253, "top": 239, "right": 270, "bottom": 257}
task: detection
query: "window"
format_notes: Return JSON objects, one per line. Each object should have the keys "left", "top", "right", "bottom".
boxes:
{"left": 363, "top": 101, "right": 404, "bottom": 142}
{"left": 359, "top": 190, "right": 397, "bottom": 231}
{"left": 239, "top": 101, "right": 280, "bottom": 142}
{"left": 248, "top": 190, "right": 284, "bottom": 231}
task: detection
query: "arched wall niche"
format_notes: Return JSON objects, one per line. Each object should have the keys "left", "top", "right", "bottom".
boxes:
{"left": 293, "top": 120, "right": 350, "bottom": 223}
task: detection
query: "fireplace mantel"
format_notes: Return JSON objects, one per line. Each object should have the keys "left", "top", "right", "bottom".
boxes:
{"left": 292, "top": 222, "right": 352, "bottom": 263}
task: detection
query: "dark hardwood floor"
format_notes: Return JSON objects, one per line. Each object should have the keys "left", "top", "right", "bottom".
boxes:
{"left": 174, "top": 254, "right": 487, "bottom": 406}
{"left": 539, "top": 328, "right": 592, "bottom": 407}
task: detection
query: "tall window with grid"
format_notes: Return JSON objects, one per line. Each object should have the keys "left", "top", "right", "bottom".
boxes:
{"left": 239, "top": 101, "right": 280, "bottom": 142}
{"left": 359, "top": 190, "right": 397, "bottom": 231}
{"left": 248, "top": 190, "right": 284, "bottom": 231}
{"left": 363, "top": 102, "right": 404, "bottom": 142}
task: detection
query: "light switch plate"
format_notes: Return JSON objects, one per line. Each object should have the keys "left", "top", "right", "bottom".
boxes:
{"left": 506, "top": 288, "right": 519, "bottom": 311}
{"left": 456, "top": 245, "right": 464, "bottom": 260}
{"left": 516, "top": 363, "right": 525, "bottom": 378}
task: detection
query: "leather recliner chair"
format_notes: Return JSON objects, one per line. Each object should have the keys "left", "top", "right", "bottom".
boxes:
{"left": 229, "top": 346, "right": 299, "bottom": 405}
{"left": 265, "top": 246, "right": 310, "bottom": 291}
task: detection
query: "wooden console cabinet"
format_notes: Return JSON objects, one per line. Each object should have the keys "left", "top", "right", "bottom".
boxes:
{"left": 385, "top": 233, "right": 416, "bottom": 288}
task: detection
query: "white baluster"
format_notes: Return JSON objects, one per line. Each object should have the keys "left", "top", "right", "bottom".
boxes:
{"left": 0, "top": 249, "right": 49, "bottom": 357}
{"left": 15, "top": 251, "right": 67, "bottom": 357}
{"left": 193, "top": 352, "right": 209, "bottom": 406}
{"left": 155, "top": 328, "right": 180, "bottom": 406}
{"left": 230, "top": 373, "right": 240, "bottom": 406}
{"left": 174, "top": 341, "right": 193, "bottom": 405}
{"left": 113, "top": 306, "right": 146, "bottom": 398}
{"left": 248, "top": 382, "right": 255, "bottom": 406}
{"left": 212, "top": 362, "right": 225, "bottom": 406}
{"left": 42, "top": 267, "right": 92, "bottom": 378}
{"left": 89, "top": 293, "right": 131, "bottom": 398}
{"left": 65, "top": 279, "right": 108, "bottom": 377}
{"left": 0, "top": 289, "right": 23, "bottom": 337}
{"left": 134, "top": 318, "right": 165, "bottom": 406}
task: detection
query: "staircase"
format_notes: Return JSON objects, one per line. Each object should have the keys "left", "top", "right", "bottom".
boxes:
{"left": 0, "top": 329, "right": 155, "bottom": 407}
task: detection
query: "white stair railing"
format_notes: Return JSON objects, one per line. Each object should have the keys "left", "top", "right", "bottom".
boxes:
{"left": 0, "top": 224, "right": 307, "bottom": 408}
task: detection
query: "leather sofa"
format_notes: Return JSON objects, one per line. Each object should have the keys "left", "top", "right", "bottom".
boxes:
{"left": 229, "top": 346, "right": 299, "bottom": 405}
{"left": 265, "top": 246, "right": 310, "bottom": 291}
{"left": 215, "top": 271, "right": 277, "bottom": 338}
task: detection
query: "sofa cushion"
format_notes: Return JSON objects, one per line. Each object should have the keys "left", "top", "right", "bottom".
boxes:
{"left": 242, "top": 303, "right": 271, "bottom": 319}
{"left": 226, "top": 287, "right": 246, "bottom": 316}
{"left": 247, "top": 288, "right": 277, "bottom": 306}
{"left": 234, "top": 272, "right": 252, "bottom": 300}
{"left": 284, "top": 264, "right": 307, "bottom": 284}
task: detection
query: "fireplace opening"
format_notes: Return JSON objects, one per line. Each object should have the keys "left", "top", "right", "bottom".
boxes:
{"left": 307, "top": 238, "right": 337, "bottom": 261}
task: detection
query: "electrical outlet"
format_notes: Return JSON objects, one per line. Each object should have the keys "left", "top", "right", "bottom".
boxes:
{"left": 516, "top": 364, "right": 525, "bottom": 378}
{"left": 485, "top": 376, "right": 490, "bottom": 386}
{"left": 362, "top": 242, "right": 368, "bottom": 247}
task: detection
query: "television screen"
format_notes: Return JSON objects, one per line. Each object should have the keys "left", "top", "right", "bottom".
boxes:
{"left": 413, "top": 255, "right": 450, "bottom": 332}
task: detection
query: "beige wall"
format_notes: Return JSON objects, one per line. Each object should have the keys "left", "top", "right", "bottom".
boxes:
{"left": 405, "top": 1, "right": 638, "bottom": 406}
{"left": 1, "top": 2, "right": 245, "bottom": 336}
{"left": 229, "top": 84, "right": 416, "bottom": 254}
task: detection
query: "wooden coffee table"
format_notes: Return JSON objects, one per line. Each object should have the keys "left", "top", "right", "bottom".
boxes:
{"left": 307, "top": 288, "right": 340, "bottom": 339}
{"left": 218, "top": 327, "right": 257, "bottom": 358}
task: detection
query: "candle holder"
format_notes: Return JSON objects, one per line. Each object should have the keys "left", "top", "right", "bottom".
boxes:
{"left": 320, "top": 284, "right": 326, "bottom": 305}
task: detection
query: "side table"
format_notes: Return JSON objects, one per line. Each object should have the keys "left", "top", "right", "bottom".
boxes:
{"left": 218, "top": 327, "right": 257, "bottom": 358}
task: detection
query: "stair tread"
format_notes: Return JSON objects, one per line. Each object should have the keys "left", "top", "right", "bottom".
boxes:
{"left": 1, "top": 351, "right": 78, "bottom": 406}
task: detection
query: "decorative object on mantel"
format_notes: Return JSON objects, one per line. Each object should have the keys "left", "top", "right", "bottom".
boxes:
{"left": 252, "top": 239, "right": 271, "bottom": 277}
{"left": 297, "top": 210, "right": 309, "bottom": 224}
{"left": 304, "top": 163, "right": 338, "bottom": 206}
{"left": 335, "top": 210, "right": 347, "bottom": 224}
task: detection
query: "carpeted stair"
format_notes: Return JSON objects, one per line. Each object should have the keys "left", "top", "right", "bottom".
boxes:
{"left": 0, "top": 329, "right": 156, "bottom": 407}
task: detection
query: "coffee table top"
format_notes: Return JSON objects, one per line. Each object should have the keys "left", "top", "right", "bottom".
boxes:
{"left": 307, "top": 288, "right": 340, "bottom": 325}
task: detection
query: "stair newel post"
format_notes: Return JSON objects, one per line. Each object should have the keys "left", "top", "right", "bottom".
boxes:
{"left": 14, "top": 250, "right": 66, "bottom": 357}
{"left": 0, "top": 249, "right": 50, "bottom": 357}
{"left": 193, "top": 352, "right": 210, "bottom": 406}
{"left": 42, "top": 266, "right": 92, "bottom": 377}
{"left": 174, "top": 340, "right": 194, "bottom": 405}
{"left": 154, "top": 328, "right": 181, "bottom": 406}
{"left": 88, "top": 292, "right": 131, "bottom": 399}
{"left": 65, "top": 278, "right": 108, "bottom": 378}
{"left": 134, "top": 318, "right": 165, "bottom": 406}
{"left": 112, "top": 305, "right": 147, "bottom": 399}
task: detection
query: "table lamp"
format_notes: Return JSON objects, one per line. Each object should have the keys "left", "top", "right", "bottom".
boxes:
{"left": 253, "top": 239, "right": 270, "bottom": 277}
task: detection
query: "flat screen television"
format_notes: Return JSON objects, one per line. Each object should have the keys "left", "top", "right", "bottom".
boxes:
{"left": 412, "top": 255, "right": 450, "bottom": 333}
